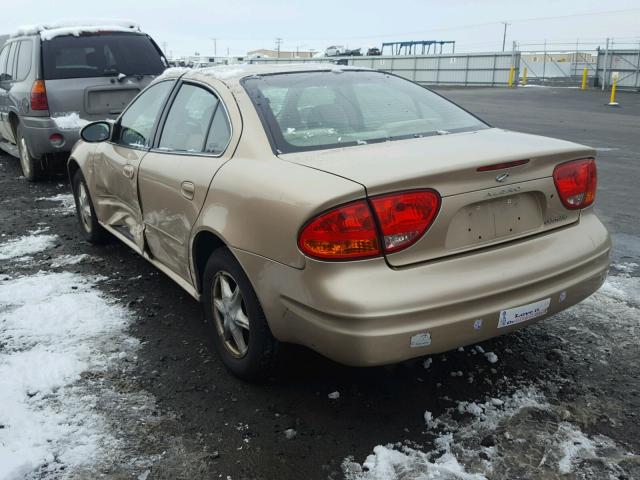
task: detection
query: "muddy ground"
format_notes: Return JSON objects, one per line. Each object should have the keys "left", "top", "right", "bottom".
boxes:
{"left": 0, "top": 86, "right": 638, "bottom": 480}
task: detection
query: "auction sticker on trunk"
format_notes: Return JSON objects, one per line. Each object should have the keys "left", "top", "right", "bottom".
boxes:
{"left": 497, "top": 298, "right": 551, "bottom": 328}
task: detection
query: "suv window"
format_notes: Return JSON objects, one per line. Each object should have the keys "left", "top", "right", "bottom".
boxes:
{"left": 0, "top": 45, "right": 8, "bottom": 81}
{"left": 15, "top": 40, "right": 33, "bottom": 81}
{"left": 116, "top": 81, "right": 174, "bottom": 148}
{"left": 3, "top": 42, "right": 17, "bottom": 81}
{"left": 41, "top": 32, "right": 165, "bottom": 80}
{"left": 159, "top": 84, "right": 220, "bottom": 153}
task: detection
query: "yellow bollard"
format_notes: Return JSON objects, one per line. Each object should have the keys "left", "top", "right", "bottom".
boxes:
{"left": 581, "top": 67, "right": 588, "bottom": 90}
{"left": 508, "top": 66, "right": 515, "bottom": 88}
{"left": 521, "top": 67, "right": 527, "bottom": 86}
{"left": 608, "top": 72, "right": 619, "bottom": 106}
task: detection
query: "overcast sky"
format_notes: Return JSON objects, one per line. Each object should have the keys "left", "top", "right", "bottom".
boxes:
{"left": 3, "top": 0, "right": 640, "bottom": 57}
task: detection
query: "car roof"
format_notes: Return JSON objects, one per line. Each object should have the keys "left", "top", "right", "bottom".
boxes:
{"left": 159, "top": 63, "right": 370, "bottom": 86}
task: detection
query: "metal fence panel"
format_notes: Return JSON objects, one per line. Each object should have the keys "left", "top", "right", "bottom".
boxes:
{"left": 248, "top": 52, "right": 519, "bottom": 86}
{"left": 596, "top": 49, "right": 640, "bottom": 89}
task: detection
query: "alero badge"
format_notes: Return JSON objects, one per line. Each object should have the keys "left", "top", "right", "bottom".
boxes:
{"left": 495, "top": 172, "right": 509, "bottom": 183}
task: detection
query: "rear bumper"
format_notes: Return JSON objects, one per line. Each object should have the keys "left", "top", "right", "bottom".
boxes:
{"left": 21, "top": 116, "right": 81, "bottom": 159}
{"left": 233, "top": 210, "right": 611, "bottom": 367}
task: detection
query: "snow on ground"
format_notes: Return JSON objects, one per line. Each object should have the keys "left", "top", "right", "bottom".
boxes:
{"left": 37, "top": 194, "right": 76, "bottom": 214}
{"left": 344, "top": 266, "right": 639, "bottom": 479}
{"left": 0, "top": 234, "right": 58, "bottom": 261}
{"left": 51, "top": 113, "right": 89, "bottom": 131}
{"left": 50, "top": 254, "right": 92, "bottom": 268}
{"left": 0, "top": 271, "right": 137, "bottom": 479}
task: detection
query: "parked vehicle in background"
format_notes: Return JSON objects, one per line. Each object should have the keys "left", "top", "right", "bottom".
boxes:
{"left": 341, "top": 48, "right": 362, "bottom": 56}
{"left": 69, "top": 65, "right": 610, "bottom": 380}
{"left": 366, "top": 47, "right": 381, "bottom": 56}
{"left": 324, "top": 45, "right": 344, "bottom": 56}
{"left": 0, "top": 20, "right": 167, "bottom": 181}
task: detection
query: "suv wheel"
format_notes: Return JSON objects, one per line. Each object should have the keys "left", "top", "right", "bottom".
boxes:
{"left": 72, "top": 170, "right": 109, "bottom": 244}
{"left": 16, "top": 123, "right": 43, "bottom": 182}
{"left": 202, "top": 248, "right": 279, "bottom": 380}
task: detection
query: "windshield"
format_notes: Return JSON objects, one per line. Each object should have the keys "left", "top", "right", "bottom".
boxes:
{"left": 243, "top": 70, "right": 488, "bottom": 153}
{"left": 42, "top": 32, "right": 165, "bottom": 80}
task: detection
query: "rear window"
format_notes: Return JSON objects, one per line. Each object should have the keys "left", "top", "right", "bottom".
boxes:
{"left": 42, "top": 32, "right": 165, "bottom": 80}
{"left": 243, "top": 71, "right": 488, "bottom": 153}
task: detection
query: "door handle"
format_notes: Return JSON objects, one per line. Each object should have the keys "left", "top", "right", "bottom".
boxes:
{"left": 181, "top": 181, "right": 195, "bottom": 200}
{"left": 123, "top": 164, "right": 135, "bottom": 179}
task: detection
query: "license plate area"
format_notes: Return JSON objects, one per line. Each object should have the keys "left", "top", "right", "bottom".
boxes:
{"left": 445, "top": 193, "right": 542, "bottom": 251}
{"left": 86, "top": 88, "right": 139, "bottom": 115}
{"left": 498, "top": 298, "right": 551, "bottom": 328}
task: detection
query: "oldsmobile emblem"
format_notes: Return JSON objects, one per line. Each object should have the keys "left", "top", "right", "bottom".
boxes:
{"left": 495, "top": 172, "right": 509, "bottom": 183}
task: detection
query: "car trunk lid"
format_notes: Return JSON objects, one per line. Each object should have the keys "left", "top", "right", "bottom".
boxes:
{"left": 280, "top": 128, "right": 595, "bottom": 267}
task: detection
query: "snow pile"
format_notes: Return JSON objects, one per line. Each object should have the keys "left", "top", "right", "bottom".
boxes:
{"left": 52, "top": 112, "right": 89, "bottom": 130}
{"left": 0, "top": 234, "right": 58, "bottom": 261}
{"left": 0, "top": 271, "right": 133, "bottom": 478}
{"left": 199, "top": 66, "right": 247, "bottom": 80}
{"left": 13, "top": 19, "right": 140, "bottom": 40}
{"left": 344, "top": 386, "right": 627, "bottom": 479}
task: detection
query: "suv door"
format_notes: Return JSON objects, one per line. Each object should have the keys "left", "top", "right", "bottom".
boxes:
{"left": 138, "top": 82, "right": 234, "bottom": 281}
{"left": 93, "top": 80, "right": 175, "bottom": 250}
{"left": 0, "top": 42, "right": 14, "bottom": 141}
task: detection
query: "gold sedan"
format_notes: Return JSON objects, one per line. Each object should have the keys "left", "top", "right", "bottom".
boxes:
{"left": 69, "top": 65, "right": 611, "bottom": 379}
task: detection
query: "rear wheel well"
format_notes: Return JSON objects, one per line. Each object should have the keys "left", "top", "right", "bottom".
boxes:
{"left": 193, "top": 231, "right": 226, "bottom": 293}
{"left": 9, "top": 113, "right": 19, "bottom": 139}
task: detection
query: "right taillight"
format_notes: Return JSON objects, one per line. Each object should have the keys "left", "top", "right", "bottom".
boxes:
{"left": 553, "top": 158, "right": 597, "bottom": 210}
{"left": 298, "top": 189, "right": 441, "bottom": 261}
{"left": 30, "top": 80, "right": 49, "bottom": 111}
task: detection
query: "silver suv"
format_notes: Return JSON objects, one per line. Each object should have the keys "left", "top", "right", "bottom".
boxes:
{"left": 0, "top": 21, "right": 167, "bottom": 181}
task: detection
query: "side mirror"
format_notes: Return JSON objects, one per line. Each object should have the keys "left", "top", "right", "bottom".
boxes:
{"left": 81, "top": 121, "right": 111, "bottom": 143}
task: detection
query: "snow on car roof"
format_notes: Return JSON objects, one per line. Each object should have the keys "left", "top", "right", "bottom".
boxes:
{"left": 187, "top": 63, "right": 369, "bottom": 84}
{"left": 11, "top": 19, "right": 141, "bottom": 40}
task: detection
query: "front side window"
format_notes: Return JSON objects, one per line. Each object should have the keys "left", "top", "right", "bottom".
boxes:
{"left": 116, "top": 80, "right": 174, "bottom": 148}
{"left": 159, "top": 84, "right": 225, "bottom": 153}
{"left": 42, "top": 32, "right": 165, "bottom": 80}
{"left": 244, "top": 71, "right": 488, "bottom": 153}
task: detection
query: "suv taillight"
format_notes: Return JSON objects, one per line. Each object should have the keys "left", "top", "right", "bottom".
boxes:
{"left": 553, "top": 158, "right": 597, "bottom": 210}
{"left": 30, "top": 80, "right": 49, "bottom": 111}
{"left": 298, "top": 190, "right": 441, "bottom": 260}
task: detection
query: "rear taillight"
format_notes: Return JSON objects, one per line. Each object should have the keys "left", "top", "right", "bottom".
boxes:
{"left": 298, "top": 200, "right": 381, "bottom": 260}
{"left": 30, "top": 80, "right": 49, "bottom": 111}
{"left": 370, "top": 190, "right": 441, "bottom": 253}
{"left": 298, "top": 190, "right": 441, "bottom": 260}
{"left": 553, "top": 158, "right": 597, "bottom": 210}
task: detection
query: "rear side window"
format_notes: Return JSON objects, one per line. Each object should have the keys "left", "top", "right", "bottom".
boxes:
{"left": 15, "top": 40, "right": 33, "bottom": 81}
{"left": 3, "top": 42, "right": 17, "bottom": 81}
{"left": 41, "top": 32, "right": 165, "bottom": 80}
{"left": 205, "top": 107, "right": 231, "bottom": 155}
{"left": 159, "top": 84, "right": 229, "bottom": 154}
{"left": 116, "top": 80, "right": 174, "bottom": 148}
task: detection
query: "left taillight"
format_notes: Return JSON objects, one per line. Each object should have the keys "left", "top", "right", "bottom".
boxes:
{"left": 298, "top": 189, "right": 441, "bottom": 261}
{"left": 30, "top": 80, "right": 49, "bottom": 111}
{"left": 553, "top": 158, "right": 597, "bottom": 210}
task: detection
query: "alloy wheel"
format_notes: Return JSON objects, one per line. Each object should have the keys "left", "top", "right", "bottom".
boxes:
{"left": 212, "top": 271, "right": 250, "bottom": 358}
{"left": 77, "top": 182, "right": 93, "bottom": 233}
{"left": 19, "top": 136, "right": 32, "bottom": 178}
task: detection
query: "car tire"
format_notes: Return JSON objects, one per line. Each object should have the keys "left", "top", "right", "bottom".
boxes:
{"left": 16, "top": 123, "right": 43, "bottom": 182}
{"left": 72, "top": 170, "right": 109, "bottom": 244}
{"left": 202, "top": 248, "right": 279, "bottom": 380}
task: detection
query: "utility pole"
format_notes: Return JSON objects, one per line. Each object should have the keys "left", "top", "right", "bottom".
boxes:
{"left": 275, "top": 37, "right": 282, "bottom": 58}
{"left": 210, "top": 38, "right": 217, "bottom": 56}
{"left": 501, "top": 22, "right": 510, "bottom": 52}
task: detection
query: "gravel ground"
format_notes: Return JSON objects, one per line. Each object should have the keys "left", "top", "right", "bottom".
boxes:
{"left": 0, "top": 86, "right": 638, "bottom": 480}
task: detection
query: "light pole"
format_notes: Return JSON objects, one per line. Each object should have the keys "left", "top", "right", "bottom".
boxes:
{"left": 210, "top": 38, "right": 217, "bottom": 56}
{"left": 501, "top": 22, "right": 510, "bottom": 52}
{"left": 275, "top": 37, "right": 283, "bottom": 58}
